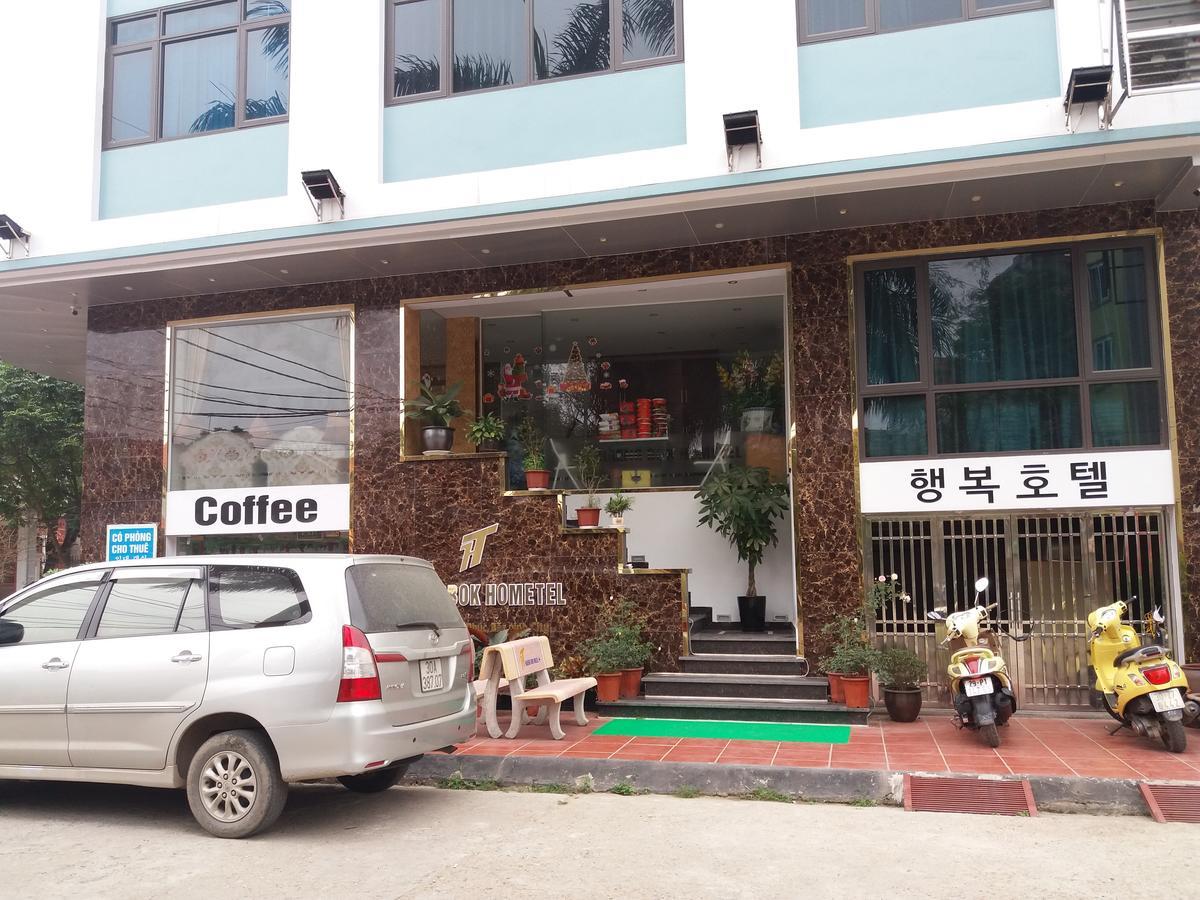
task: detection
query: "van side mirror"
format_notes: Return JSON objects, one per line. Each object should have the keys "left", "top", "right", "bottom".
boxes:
{"left": 0, "top": 619, "right": 25, "bottom": 646}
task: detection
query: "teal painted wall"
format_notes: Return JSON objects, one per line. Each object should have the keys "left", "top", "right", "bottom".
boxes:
{"left": 99, "top": 124, "right": 289, "bottom": 218}
{"left": 798, "top": 9, "right": 1060, "bottom": 128}
{"left": 383, "top": 63, "right": 686, "bottom": 182}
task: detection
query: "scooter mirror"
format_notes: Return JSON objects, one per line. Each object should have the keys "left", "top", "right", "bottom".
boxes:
{"left": 974, "top": 576, "right": 989, "bottom": 593}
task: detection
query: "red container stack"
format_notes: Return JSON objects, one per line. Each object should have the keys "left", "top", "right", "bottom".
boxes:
{"left": 619, "top": 401, "right": 636, "bottom": 439}
{"left": 636, "top": 399, "right": 652, "bottom": 438}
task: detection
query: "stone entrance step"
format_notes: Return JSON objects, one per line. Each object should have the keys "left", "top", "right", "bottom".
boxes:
{"left": 689, "top": 625, "right": 796, "bottom": 656}
{"left": 596, "top": 696, "right": 867, "bottom": 725}
{"left": 678, "top": 653, "right": 810, "bottom": 676}
{"left": 643, "top": 672, "right": 829, "bottom": 702}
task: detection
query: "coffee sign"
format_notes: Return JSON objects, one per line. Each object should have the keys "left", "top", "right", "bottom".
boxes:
{"left": 165, "top": 484, "right": 350, "bottom": 536}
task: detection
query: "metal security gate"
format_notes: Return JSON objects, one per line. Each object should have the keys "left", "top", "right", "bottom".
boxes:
{"left": 868, "top": 510, "right": 1172, "bottom": 709}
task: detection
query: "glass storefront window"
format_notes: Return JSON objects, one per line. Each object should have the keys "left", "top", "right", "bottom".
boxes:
{"left": 1086, "top": 247, "right": 1152, "bottom": 371}
{"left": 930, "top": 250, "right": 1077, "bottom": 385}
{"left": 864, "top": 266, "right": 919, "bottom": 385}
{"left": 476, "top": 296, "right": 788, "bottom": 489}
{"left": 863, "top": 395, "right": 926, "bottom": 458}
{"left": 168, "top": 312, "right": 352, "bottom": 491}
{"left": 1090, "top": 381, "right": 1161, "bottom": 447}
{"left": 535, "top": 0, "right": 611, "bottom": 79}
{"left": 936, "top": 386, "right": 1082, "bottom": 454}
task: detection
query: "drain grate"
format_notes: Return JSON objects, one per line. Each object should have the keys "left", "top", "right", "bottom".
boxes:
{"left": 904, "top": 774, "right": 1037, "bottom": 817}
{"left": 1139, "top": 782, "right": 1200, "bottom": 823}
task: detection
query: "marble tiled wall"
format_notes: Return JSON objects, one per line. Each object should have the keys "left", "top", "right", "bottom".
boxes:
{"left": 82, "top": 200, "right": 1200, "bottom": 664}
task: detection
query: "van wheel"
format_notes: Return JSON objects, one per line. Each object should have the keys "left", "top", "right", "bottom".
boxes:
{"left": 1161, "top": 718, "right": 1187, "bottom": 753}
{"left": 337, "top": 762, "right": 411, "bottom": 793}
{"left": 186, "top": 730, "right": 288, "bottom": 838}
{"left": 980, "top": 724, "right": 1001, "bottom": 748}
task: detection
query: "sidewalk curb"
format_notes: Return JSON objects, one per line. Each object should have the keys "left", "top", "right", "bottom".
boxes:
{"left": 405, "top": 754, "right": 1158, "bottom": 816}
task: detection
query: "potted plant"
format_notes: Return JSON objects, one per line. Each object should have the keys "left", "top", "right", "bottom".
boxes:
{"left": 716, "top": 351, "right": 784, "bottom": 434}
{"left": 605, "top": 490, "right": 633, "bottom": 527}
{"left": 695, "top": 466, "right": 790, "bottom": 632}
{"left": 583, "top": 635, "right": 624, "bottom": 703}
{"left": 516, "top": 416, "right": 551, "bottom": 490}
{"left": 584, "top": 613, "right": 654, "bottom": 702}
{"left": 876, "top": 646, "right": 927, "bottom": 722}
{"left": 574, "top": 443, "right": 603, "bottom": 527}
{"left": 834, "top": 644, "right": 879, "bottom": 710}
{"left": 466, "top": 412, "right": 506, "bottom": 452}
{"left": 403, "top": 382, "right": 464, "bottom": 454}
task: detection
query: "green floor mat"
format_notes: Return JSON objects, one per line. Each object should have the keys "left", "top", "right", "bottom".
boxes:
{"left": 593, "top": 718, "right": 850, "bottom": 744}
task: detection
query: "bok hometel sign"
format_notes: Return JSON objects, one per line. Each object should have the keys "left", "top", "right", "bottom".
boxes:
{"left": 164, "top": 484, "right": 350, "bottom": 535}
{"left": 448, "top": 521, "right": 568, "bottom": 607}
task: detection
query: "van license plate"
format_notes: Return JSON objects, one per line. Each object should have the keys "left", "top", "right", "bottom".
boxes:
{"left": 964, "top": 677, "right": 993, "bottom": 697}
{"left": 419, "top": 658, "right": 444, "bottom": 693}
{"left": 1150, "top": 689, "right": 1183, "bottom": 712}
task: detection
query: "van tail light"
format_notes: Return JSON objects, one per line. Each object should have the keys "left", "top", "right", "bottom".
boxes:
{"left": 338, "top": 625, "right": 382, "bottom": 702}
{"left": 461, "top": 641, "right": 475, "bottom": 682}
{"left": 1142, "top": 664, "right": 1172, "bottom": 686}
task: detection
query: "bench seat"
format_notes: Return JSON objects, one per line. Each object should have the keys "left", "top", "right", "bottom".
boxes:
{"left": 516, "top": 676, "right": 597, "bottom": 703}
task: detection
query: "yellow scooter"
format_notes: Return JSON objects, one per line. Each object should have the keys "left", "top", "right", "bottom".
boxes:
{"left": 927, "top": 577, "right": 1026, "bottom": 748}
{"left": 1088, "top": 599, "right": 1189, "bottom": 753}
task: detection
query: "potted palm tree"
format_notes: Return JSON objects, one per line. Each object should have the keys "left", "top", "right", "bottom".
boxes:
{"left": 516, "top": 416, "right": 551, "bottom": 490}
{"left": 605, "top": 490, "right": 633, "bottom": 527}
{"left": 403, "top": 382, "right": 464, "bottom": 454}
{"left": 877, "top": 646, "right": 927, "bottom": 722}
{"left": 695, "top": 466, "right": 790, "bottom": 632}
{"left": 574, "top": 443, "right": 603, "bottom": 527}
{"left": 467, "top": 412, "right": 506, "bottom": 452}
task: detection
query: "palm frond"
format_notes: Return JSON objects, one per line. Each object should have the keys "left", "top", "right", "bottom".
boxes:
{"left": 533, "top": 30, "right": 550, "bottom": 81}
{"left": 622, "top": 0, "right": 675, "bottom": 57}
{"left": 546, "top": 1, "right": 610, "bottom": 78}
{"left": 246, "top": 92, "right": 287, "bottom": 120}
{"left": 189, "top": 100, "right": 235, "bottom": 133}
{"left": 394, "top": 54, "right": 441, "bottom": 96}
{"left": 258, "top": 23, "right": 290, "bottom": 77}
{"left": 453, "top": 53, "right": 514, "bottom": 91}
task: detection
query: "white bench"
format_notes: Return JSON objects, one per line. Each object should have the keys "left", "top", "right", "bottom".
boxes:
{"left": 477, "top": 636, "right": 597, "bottom": 740}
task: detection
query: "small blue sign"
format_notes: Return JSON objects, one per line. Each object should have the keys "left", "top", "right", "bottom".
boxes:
{"left": 106, "top": 523, "right": 158, "bottom": 562}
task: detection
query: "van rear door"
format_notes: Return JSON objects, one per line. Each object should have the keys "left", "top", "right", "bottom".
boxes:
{"left": 344, "top": 561, "right": 470, "bottom": 727}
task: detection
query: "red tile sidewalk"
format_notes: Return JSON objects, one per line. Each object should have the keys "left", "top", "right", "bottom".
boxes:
{"left": 444, "top": 714, "right": 1200, "bottom": 782}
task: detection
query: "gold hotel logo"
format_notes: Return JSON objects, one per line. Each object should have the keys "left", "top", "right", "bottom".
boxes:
{"left": 459, "top": 523, "right": 499, "bottom": 572}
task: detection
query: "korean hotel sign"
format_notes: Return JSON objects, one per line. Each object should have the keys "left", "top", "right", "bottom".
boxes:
{"left": 164, "top": 484, "right": 350, "bottom": 535}
{"left": 859, "top": 449, "right": 1174, "bottom": 514}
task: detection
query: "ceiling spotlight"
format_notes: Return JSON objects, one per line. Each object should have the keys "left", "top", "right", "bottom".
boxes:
{"left": 279, "top": 268, "right": 289, "bottom": 275}
{"left": 123, "top": 286, "right": 133, "bottom": 291}
{"left": 0, "top": 214, "right": 30, "bottom": 259}
{"left": 300, "top": 169, "right": 346, "bottom": 221}
{"left": 728, "top": 280, "right": 739, "bottom": 285}
{"left": 208, "top": 277, "right": 216, "bottom": 283}
{"left": 714, "top": 222, "right": 725, "bottom": 230}
{"left": 971, "top": 195, "right": 983, "bottom": 202}
{"left": 380, "top": 259, "right": 390, "bottom": 265}
{"left": 1113, "top": 180, "right": 1125, "bottom": 188}
{"left": 599, "top": 237, "right": 608, "bottom": 243}
{"left": 480, "top": 248, "right": 491, "bottom": 255}
{"left": 838, "top": 208, "right": 848, "bottom": 216}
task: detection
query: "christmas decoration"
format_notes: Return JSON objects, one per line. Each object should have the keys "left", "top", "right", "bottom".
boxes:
{"left": 560, "top": 342, "right": 591, "bottom": 393}
{"left": 498, "top": 352, "right": 532, "bottom": 400}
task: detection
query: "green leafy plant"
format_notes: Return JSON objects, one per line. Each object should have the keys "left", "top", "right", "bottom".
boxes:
{"left": 743, "top": 787, "right": 792, "bottom": 803}
{"left": 695, "top": 466, "right": 790, "bottom": 596}
{"left": 468, "top": 624, "right": 530, "bottom": 677}
{"left": 530, "top": 783, "right": 572, "bottom": 794}
{"left": 437, "top": 774, "right": 500, "bottom": 791}
{"left": 609, "top": 782, "right": 639, "bottom": 796}
{"left": 716, "top": 350, "right": 785, "bottom": 424}
{"left": 605, "top": 490, "right": 633, "bottom": 516}
{"left": 404, "top": 382, "right": 465, "bottom": 427}
{"left": 582, "top": 599, "right": 654, "bottom": 674}
{"left": 515, "top": 416, "right": 547, "bottom": 471}
{"left": 466, "top": 412, "right": 506, "bottom": 446}
{"left": 876, "top": 646, "right": 928, "bottom": 690}
{"left": 826, "top": 643, "right": 880, "bottom": 677}
{"left": 673, "top": 785, "right": 701, "bottom": 799}
{"left": 575, "top": 443, "right": 604, "bottom": 507}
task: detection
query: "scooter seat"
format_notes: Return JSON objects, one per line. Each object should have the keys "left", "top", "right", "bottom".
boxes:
{"left": 1113, "top": 644, "right": 1166, "bottom": 667}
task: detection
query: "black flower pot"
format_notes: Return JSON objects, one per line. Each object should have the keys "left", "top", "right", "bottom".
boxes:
{"left": 737, "top": 595, "right": 766, "bottom": 633}
{"left": 421, "top": 425, "right": 454, "bottom": 454}
{"left": 477, "top": 438, "right": 503, "bottom": 452}
{"left": 883, "top": 687, "right": 923, "bottom": 723}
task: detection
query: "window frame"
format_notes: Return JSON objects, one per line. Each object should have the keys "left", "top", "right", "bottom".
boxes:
{"left": 103, "top": 0, "right": 291, "bottom": 150}
{"left": 0, "top": 570, "right": 112, "bottom": 647}
{"left": 385, "top": 0, "right": 684, "bottom": 107}
{"left": 797, "top": 0, "right": 1051, "bottom": 44}
{"left": 855, "top": 237, "right": 1167, "bottom": 462}
{"left": 206, "top": 564, "right": 312, "bottom": 631}
{"left": 83, "top": 567, "right": 207, "bottom": 641}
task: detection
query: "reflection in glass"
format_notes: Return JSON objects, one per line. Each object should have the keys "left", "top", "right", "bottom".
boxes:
{"left": 1091, "top": 381, "right": 1160, "bottom": 447}
{"left": 930, "top": 251, "right": 1077, "bottom": 385}
{"left": 96, "top": 580, "right": 195, "bottom": 638}
{"left": 453, "top": 0, "right": 526, "bottom": 92}
{"left": 863, "top": 395, "right": 927, "bottom": 458}
{"left": 864, "top": 267, "right": 919, "bottom": 385}
{"left": 245, "top": 0, "right": 290, "bottom": 18}
{"left": 114, "top": 16, "right": 156, "bottom": 44}
{"left": 164, "top": 0, "right": 238, "bottom": 35}
{"left": 1086, "top": 247, "right": 1151, "bottom": 371}
{"left": 169, "top": 315, "right": 352, "bottom": 491}
{"left": 245, "top": 24, "right": 289, "bottom": 119}
{"left": 622, "top": 0, "right": 675, "bottom": 61}
{"left": 1, "top": 583, "right": 100, "bottom": 645}
{"left": 879, "top": 0, "right": 962, "bottom": 29}
{"left": 806, "top": 0, "right": 867, "bottom": 34}
{"left": 209, "top": 567, "right": 308, "bottom": 630}
{"left": 162, "top": 31, "right": 238, "bottom": 136}
{"left": 394, "top": 0, "right": 443, "bottom": 96}
{"left": 535, "top": 0, "right": 611, "bottom": 80}
{"left": 111, "top": 50, "right": 153, "bottom": 142}
{"left": 936, "top": 386, "right": 1082, "bottom": 453}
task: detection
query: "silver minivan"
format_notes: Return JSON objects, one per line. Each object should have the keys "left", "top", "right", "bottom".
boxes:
{"left": 0, "top": 554, "right": 475, "bottom": 837}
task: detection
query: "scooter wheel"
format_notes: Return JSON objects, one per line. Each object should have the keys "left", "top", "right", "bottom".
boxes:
{"left": 1161, "top": 718, "right": 1187, "bottom": 753}
{"left": 980, "top": 723, "right": 1001, "bottom": 748}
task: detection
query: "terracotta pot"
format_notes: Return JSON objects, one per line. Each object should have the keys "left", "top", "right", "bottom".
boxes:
{"left": 525, "top": 469, "right": 551, "bottom": 490}
{"left": 421, "top": 425, "right": 454, "bottom": 454}
{"left": 827, "top": 672, "right": 845, "bottom": 704}
{"left": 595, "top": 672, "right": 622, "bottom": 703}
{"left": 842, "top": 674, "right": 870, "bottom": 709}
{"left": 619, "top": 667, "right": 643, "bottom": 698}
{"left": 883, "top": 687, "right": 923, "bottom": 722}
{"left": 577, "top": 507, "right": 601, "bottom": 527}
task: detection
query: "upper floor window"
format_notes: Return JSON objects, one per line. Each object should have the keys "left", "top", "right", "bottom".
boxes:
{"left": 105, "top": 1, "right": 290, "bottom": 148}
{"left": 388, "top": 0, "right": 681, "bottom": 103}
{"left": 798, "top": 0, "right": 1049, "bottom": 43}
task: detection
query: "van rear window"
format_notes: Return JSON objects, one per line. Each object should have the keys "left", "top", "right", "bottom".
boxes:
{"left": 345, "top": 563, "right": 464, "bottom": 633}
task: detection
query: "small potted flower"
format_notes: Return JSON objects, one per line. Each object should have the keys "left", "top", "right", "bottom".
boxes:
{"left": 516, "top": 416, "right": 551, "bottom": 490}
{"left": 574, "top": 443, "right": 603, "bottom": 527}
{"left": 876, "top": 646, "right": 927, "bottom": 722}
{"left": 403, "top": 382, "right": 464, "bottom": 454}
{"left": 466, "top": 412, "right": 506, "bottom": 452}
{"left": 834, "top": 644, "right": 879, "bottom": 709}
{"left": 605, "top": 490, "right": 633, "bottom": 527}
